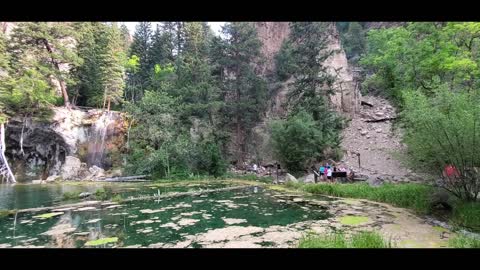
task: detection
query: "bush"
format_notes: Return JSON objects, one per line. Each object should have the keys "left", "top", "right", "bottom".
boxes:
{"left": 402, "top": 87, "right": 480, "bottom": 202}
{"left": 62, "top": 191, "right": 82, "bottom": 201}
{"left": 269, "top": 111, "right": 341, "bottom": 173}
{"left": 451, "top": 202, "right": 480, "bottom": 232}
{"left": 299, "top": 231, "right": 393, "bottom": 248}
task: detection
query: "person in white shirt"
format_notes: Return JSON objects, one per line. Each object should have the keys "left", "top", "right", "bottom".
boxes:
{"left": 327, "top": 166, "right": 333, "bottom": 182}
{"left": 253, "top": 164, "right": 258, "bottom": 174}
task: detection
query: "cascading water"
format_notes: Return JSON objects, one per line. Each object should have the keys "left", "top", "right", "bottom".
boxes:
{"left": 87, "top": 111, "right": 115, "bottom": 168}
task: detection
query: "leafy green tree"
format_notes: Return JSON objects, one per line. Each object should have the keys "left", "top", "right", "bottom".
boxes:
{"left": 270, "top": 111, "right": 330, "bottom": 172}
{"left": 402, "top": 86, "right": 480, "bottom": 201}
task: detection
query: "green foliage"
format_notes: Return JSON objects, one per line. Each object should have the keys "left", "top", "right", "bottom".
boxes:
{"left": 62, "top": 191, "right": 82, "bottom": 201}
{"left": 448, "top": 235, "right": 480, "bottom": 248}
{"left": 360, "top": 22, "right": 480, "bottom": 102}
{"left": 402, "top": 87, "right": 480, "bottom": 201}
{"left": 339, "top": 22, "right": 366, "bottom": 63}
{"left": 299, "top": 231, "right": 393, "bottom": 248}
{"left": 277, "top": 22, "right": 337, "bottom": 118}
{"left": 216, "top": 22, "right": 268, "bottom": 163}
{"left": 451, "top": 202, "right": 480, "bottom": 232}
{"left": 302, "top": 183, "right": 433, "bottom": 214}
{"left": 269, "top": 111, "right": 342, "bottom": 172}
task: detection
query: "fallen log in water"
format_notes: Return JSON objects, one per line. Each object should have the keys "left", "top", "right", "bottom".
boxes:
{"left": 97, "top": 175, "right": 149, "bottom": 182}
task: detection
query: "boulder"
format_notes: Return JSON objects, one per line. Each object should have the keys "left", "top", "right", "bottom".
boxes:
{"left": 85, "top": 165, "right": 105, "bottom": 180}
{"left": 360, "top": 130, "right": 368, "bottom": 136}
{"left": 299, "top": 174, "right": 315, "bottom": 183}
{"left": 367, "top": 176, "right": 384, "bottom": 187}
{"left": 46, "top": 175, "right": 61, "bottom": 182}
{"left": 60, "top": 156, "right": 82, "bottom": 180}
{"left": 79, "top": 192, "right": 92, "bottom": 198}
{"left": 285, "top": 173, "right": 298, "bottom": 183}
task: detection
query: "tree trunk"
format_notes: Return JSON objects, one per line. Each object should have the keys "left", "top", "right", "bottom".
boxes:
{"left": 41, "top": 38, "right": 70, "bottom": 108}
{"left": 0, "top": 123, "right": 16, "bottom": 183}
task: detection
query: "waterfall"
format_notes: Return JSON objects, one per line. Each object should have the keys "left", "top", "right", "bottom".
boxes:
{"left": 87, "top": 111, "right": 115, "bottom": 168}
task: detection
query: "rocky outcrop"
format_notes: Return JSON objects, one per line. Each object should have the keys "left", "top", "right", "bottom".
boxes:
{"left": 6, "top": 107, "right": 127, "bottom": 181}
{"left": 285, "top": 173, "right": 298, "bottom": 183}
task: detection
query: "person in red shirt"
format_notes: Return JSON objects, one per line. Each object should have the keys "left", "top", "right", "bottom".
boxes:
{"left": 443, "top": 164, "right": 460, "bottom": 181}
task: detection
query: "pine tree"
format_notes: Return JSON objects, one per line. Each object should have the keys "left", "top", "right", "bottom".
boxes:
{"left": 217, "top": 22, "right": 267, "bottom": 164}
{"left": 98, "top": 23, "right": 125, "bottom": 111}
{"left": 149, "top": 23, "right": 175, "bottom": 67}
{"left": 9, "top": 22, "right": 82, "bottom": 107}
{"left": 127, "top": 22, "right": 152, "bottom": 101}
{"left": 278, "top": 22, "right": 337, "bottom": 121}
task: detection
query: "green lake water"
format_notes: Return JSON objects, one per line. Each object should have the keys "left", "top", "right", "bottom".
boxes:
{"left": 0, "top": 184, "right": 330, "bottom": 248}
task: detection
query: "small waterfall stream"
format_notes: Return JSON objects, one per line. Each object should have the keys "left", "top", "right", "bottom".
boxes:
{"left": 87, "top": 111, "right": 115, "bottom": 168}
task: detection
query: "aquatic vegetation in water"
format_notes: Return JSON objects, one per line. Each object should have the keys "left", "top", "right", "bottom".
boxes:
{"left": 33, "top": 212, "right": 64, "bottom": 219}
{"left": 0, "top": 209, "right": 16, "bottom": 218}
{"left": 85, "top": 237, "right": 119, "bottom": 246}
{"left": 339, "top": 216, "right": 370, "bottom": 226}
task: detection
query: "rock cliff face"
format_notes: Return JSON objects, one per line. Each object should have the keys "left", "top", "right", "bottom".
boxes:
{"left": 247, "top": 22, "right": 361, "bottom": 164}
{"left": 6, "top": 108, "right": 127, "bottom": 181}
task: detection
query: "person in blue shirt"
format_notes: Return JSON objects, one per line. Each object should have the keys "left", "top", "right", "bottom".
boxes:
{"left": 319, "top": 165, "right": 325, "bottom": 181}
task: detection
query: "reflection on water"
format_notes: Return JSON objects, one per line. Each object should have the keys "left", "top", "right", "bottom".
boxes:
{"left": 0, "top": 186, "right": 330, "bottom": 248}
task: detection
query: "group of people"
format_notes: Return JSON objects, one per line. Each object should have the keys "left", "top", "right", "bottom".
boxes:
{"left": 318, "top": 163, "right": 348, "bottom": 182}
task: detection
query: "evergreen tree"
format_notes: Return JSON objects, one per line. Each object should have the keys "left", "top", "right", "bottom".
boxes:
{"left": 127, "top": 22, "right": 152, "bottom": 101}
{"left": 98, "top": 23, "right": 126, "bottom": 111}
{"left": 8, "top": 22, "right": 82, "bottom": 107}
{"left": 217, "top": 22, "right": 267, "bottom": 163}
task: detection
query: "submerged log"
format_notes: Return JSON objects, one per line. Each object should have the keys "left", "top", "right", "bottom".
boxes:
{"left": 98, "top": 175, "right": 149, "bottom": 182}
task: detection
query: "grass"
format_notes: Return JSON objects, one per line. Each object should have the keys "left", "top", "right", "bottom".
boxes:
{"left": 448, "top": 235, "right": 480, "bottom": 248}
{"left": 281, "top": 181, "right": 480, "bottom": 233}
{"left": 451, "top": 202, "right": 480, "bottom": 232}
{"left": 298, "top": 231, "right": 394, "bottom": 248}
{"left": 301, "top": 183, "right": 433, "bottom": 214}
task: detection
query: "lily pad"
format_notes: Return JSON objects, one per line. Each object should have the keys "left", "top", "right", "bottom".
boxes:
{"left": 85, "top": 237, "right": 118, "bottom": 246}
{"left": 339, "top": 216, "right": 370, "bottom": 226}
{"left": 33, "top": 212, "right": 64, "bottom": 219}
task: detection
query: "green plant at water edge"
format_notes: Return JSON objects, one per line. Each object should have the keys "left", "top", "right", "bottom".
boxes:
{"left": 94, "top": 188, "right": 111, "bottom": 201}
{"left": 112, "top": 194, "right": 123, "bottom": 203}
{"left": 448, "top": 235, "right": 480, "bottom": 248}
{"left": 62, "top": 191, "right": 82, "bottom": 201}
{"left": 299, "top": 231, "right": 393, "bottom": 248}
{"left": 299, "top": 232, "right": 348, "bottom": 248}
{"left": 451, "top": 202, "right": 480, "bottom": 232}
{"left": 84, "top": 237, "right": 118, "bottom": 247}
{"left": 0, "top": 209, "right": 16, "bottom": 218}
{"left": 302, "top": 183, "right": 433, "bottom": 214}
